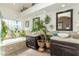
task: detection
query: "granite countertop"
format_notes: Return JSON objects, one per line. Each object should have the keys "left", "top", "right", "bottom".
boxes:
{"left": 26, "top": 32, "right": 53, "bottom": 37}
{"left": 26, "top": 34, "right": 41, "bottom": 37}
{"left": 50, "top": 36, "right": 79, "bottom": 44}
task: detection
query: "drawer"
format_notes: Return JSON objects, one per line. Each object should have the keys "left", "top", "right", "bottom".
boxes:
{"left": 62, "top": 47, "right": 77, "bottom": 56}
{"left": 52, "top": 43, "right": 76, "bottom": 50}
{"left": 50, "top": 42, "right": 77, "bottom": 56}
{"left": 51, "top": 40, "right": 78, "bottom": 48}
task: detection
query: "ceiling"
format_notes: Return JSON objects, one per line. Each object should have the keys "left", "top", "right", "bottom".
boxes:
{"left": 0, "top": 3, "right": 35, "bottom": 12}
{"left": 0, "top": 3, "right": 79, "bottom": 20}
{"left": 22, "top": 3, "right": 79, "bottom": 17}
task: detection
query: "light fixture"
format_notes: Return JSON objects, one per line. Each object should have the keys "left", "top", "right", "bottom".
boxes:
{"left": 61, "top": 4, "right": 66, "bottom": 7}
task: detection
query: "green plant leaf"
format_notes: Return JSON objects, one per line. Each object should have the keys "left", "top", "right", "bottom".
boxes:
{"left": 1, "top": 20, "right": 8, "bottom": 40}
{"left": 45, "top": 15, "right": 51, "bottom": 24}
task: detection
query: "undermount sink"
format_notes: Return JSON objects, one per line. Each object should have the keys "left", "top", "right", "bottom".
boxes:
{"left": 58, "top": 33, "right": 69, "bottom": 38}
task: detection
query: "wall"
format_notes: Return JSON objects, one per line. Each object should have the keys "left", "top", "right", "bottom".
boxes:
{"left": 0, "top": 6, "right": 18, "bottom": 20}
{"left": 0, "top": 6, "right": 25, "bottom": 30}
{"left": 24, "top": 4, "right": 79, "bottom": 32}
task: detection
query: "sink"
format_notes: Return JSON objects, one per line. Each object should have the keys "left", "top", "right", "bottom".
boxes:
{"left": 58, "top": 33, "right": 69, "bottom": 38}
{"left": 71, "top": 32, "right": 79, "bottom": 39}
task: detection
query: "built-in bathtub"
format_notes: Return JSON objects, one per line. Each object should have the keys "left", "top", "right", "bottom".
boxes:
{"left": 0, "top": 37, "right": 26, "bottom": 55}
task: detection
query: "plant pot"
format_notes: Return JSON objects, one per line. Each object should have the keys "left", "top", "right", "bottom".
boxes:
{"left": 37, "top": 40, "right": 45, "bottom": 52}
{"left": 45, "top": 41, "right": 50, "bottom": 48}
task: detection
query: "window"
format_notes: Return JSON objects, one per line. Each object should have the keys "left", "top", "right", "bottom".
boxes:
{"left": 2, "top": 18, "right": 22, "bottom": 31}
{"left": 0, "top": 18, "right": 1, "bottom": 38}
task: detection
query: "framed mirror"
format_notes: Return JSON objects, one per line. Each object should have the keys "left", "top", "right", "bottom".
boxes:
{"left": 32, "top": 17, "right": 40, "bottom": 32}
{"left": 56, "top": 9, "right": 73, "bottom": 31}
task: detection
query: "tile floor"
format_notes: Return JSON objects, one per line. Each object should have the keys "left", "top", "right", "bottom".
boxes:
{"left": 7, "top": 48, "right": 50, "bottom": 56}
{"left": 6, "top": 48, "right": 28, "bottom": 56}
{"left": 18, "top": 49, "right": 50, "bottom": 56}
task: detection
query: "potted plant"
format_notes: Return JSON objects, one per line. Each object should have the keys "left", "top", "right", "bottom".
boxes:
{"left": 32, "top": 16, "right": 51, "bottom": 51}
{"left": 34, "top": 18, "right": 45, "bottom": 52}
{"left": 35, "top": 19, "right": 51, "bottom": 48}
{"left": 45, "top": 35, "right": 51, "bottom": 48}
{"left": 45, "top": 15, "right": 51, "bottom": 24}
{"left": 1, "top": 20, "right": 8, "bottom": 41}
{"left": 19, "top": 30, "right": 26, "bottom": 37}
{"left": 41, "top": 26, "right": 51, "bottom": 48}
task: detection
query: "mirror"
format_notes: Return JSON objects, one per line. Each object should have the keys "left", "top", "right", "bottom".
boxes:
{"left": 56, "top": 9, "right": 73, "bottom": 31}
{"left": 32, "top": 17, "right": 40, "bottom": 32}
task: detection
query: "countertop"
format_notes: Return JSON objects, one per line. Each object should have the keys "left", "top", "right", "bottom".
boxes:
{"left": 26, "top": 32, "right": 53, "bottom": 37}
{"left": 50, "top": 36, "right": 79, "bottom": 44}
{"left": 26, "top": 34, "right": 41, "bottom": 37}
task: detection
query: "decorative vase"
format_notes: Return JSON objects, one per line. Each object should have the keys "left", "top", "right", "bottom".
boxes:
{"left": 37, "top": 40, "right": 45, "bottom": 52}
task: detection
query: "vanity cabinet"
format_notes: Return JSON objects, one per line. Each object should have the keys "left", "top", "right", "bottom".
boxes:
{"left": 26, "top": 35, "right": 41, "bottom": 50}
{"left": 50, "top": 40, "right": 79, "bottom": 56}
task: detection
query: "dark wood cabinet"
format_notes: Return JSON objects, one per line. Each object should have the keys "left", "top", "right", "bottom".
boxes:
{"left": 50, "top": 40, "right": 79, "bottom": 56}
{"left": 26, "top": 35, "right": 41, "bottom": 50}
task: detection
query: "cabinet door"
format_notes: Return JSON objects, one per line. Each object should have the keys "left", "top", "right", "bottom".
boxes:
{"left": 26, "top": 37, "right": 36, "bottom": 49}
{"left": 51, "top": 42, "right": 77, "bottom": 56}
{"left": 61, "top": 46, "right": 76, "bottom": 56}
{"left": 51, "top": 43, "right": 63, "bottom": 56}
